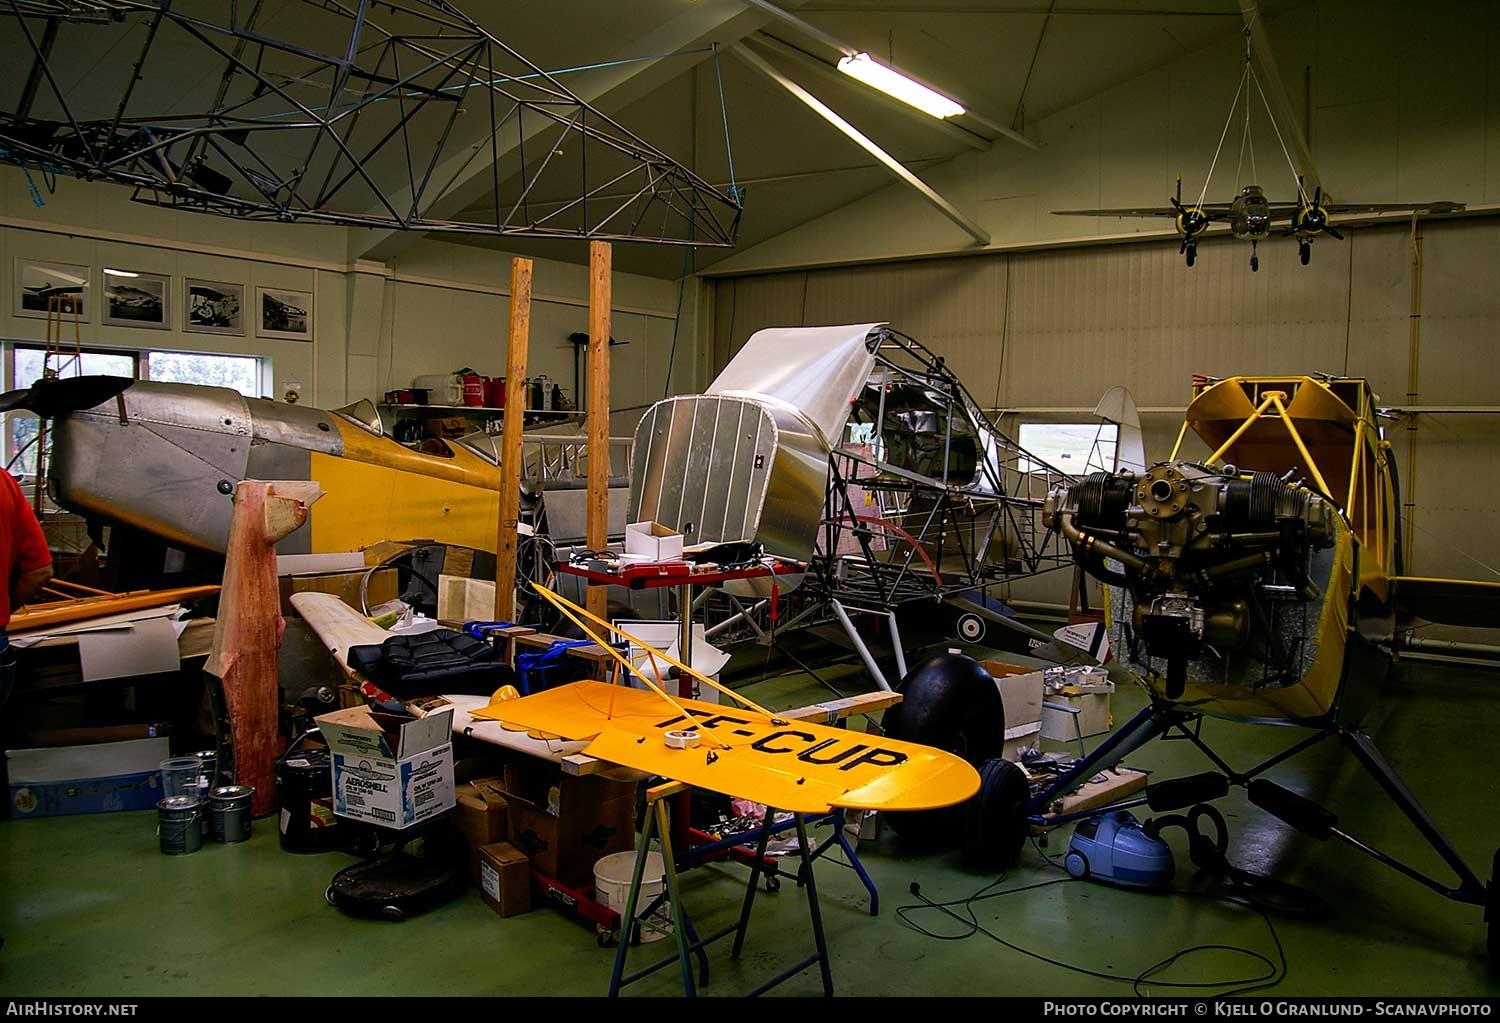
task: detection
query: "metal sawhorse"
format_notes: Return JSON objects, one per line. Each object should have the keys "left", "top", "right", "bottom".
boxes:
{"left": 608, "top": 780, "right": 835, "bottom": 997}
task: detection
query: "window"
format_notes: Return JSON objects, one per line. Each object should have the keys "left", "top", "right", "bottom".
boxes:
{"left": 7, "top": 345, "right": 138, "bottom": 478}
{"left": 1018, "top": 422, "right": 1118, "bottom": 474}
{"left": 6, "top": 345, "right": 264, "bottom": 479}
{"left": 145, "top": 351, "right": 260, "bottom": 396}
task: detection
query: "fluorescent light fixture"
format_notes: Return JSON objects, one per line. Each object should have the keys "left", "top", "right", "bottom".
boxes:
{"left": 836, "top": 52, "right": 964, "bottom": 119}
{"left": 103, "top": 268, "right": 139, "bottom": 277}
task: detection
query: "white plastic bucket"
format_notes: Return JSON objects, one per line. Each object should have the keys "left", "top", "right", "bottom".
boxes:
{"left": 594, "top": 851, "right": 673, "bottom": 943}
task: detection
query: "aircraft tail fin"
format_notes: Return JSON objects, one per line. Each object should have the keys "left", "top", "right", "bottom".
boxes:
{"left": 1089, "top": 385, "right": 1147, "bottom": 474}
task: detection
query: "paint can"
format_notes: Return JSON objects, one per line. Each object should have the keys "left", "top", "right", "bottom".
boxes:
{"left": 158, "top": 796, "right": 205, "bottom": 855}
{"left": 210, "top": 785, "right": 255, "bottom": 844}
{"left": 275, "top": 742, "right": 341, "bottom": 854}
{"left": 593, "top": 851, "right": 672, "bottom": 943}
{"left": 193, "top": 750, "right": 219, "bottom": 794}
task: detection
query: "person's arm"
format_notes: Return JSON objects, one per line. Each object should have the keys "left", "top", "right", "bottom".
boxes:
{"left": 11, "top": 563, "right": 53, "bottom": 610}
{"left": 9, "top": 483, "right": 53, "bottom": 613}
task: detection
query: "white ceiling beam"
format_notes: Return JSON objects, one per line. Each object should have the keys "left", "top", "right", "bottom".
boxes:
{"left": 741, "top": 0, "right": 1039, "bottom": 151}
{"left": 731, "top": 43, "right": 989, "bottom": 245}
{"left": 748, "top": 34, "right": 992, "bottom": 152}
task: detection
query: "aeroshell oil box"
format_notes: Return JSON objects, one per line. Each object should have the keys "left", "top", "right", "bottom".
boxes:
{"left": 315, "top": 705, "right": 455, "bottom": 829}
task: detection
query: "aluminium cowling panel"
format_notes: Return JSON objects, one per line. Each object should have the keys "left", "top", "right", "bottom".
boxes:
{"left": 630, "top": 396, "right": 827, "bottom": 588}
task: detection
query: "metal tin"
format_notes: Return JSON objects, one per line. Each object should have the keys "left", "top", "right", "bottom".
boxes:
{"left": 158, "top": 796, "right": 205, "bottom": 855}
{"left": 209, "top": 785, "right": 255, "bottom": 844}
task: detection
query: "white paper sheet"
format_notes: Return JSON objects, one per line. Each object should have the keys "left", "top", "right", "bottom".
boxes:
{"left": 76, "top": 617, "right": 183, "bottom": 681}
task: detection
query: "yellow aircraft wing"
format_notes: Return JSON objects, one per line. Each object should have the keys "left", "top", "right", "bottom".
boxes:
{"left": 473, "top": 679, "right": 979, "bottom": 815}
{"left": 469, "top": 586, "right": 979, "bottom": 815}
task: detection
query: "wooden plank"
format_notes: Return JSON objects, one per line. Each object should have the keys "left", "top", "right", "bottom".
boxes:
{"left": 779, "top": 691, "right": 903, "bottom": 724}
{"left": 495, "top": 257, "right": 532, "bottom": 623}
{"left": 10, "top": 585, "right": 221, "bottom": 632}
{"left": 586, "top": 240, "right": 611, "bottom": 622}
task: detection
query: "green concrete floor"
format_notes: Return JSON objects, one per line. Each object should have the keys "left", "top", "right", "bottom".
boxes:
{"left": 3, "top": 659, "right": 1499, "bottom": 998}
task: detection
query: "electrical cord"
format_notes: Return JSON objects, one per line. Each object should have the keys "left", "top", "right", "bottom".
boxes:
{"left": 898, "top": 871, "right": 1287, "bottom": 997}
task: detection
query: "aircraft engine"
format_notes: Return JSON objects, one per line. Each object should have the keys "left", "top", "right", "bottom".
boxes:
{"left": 1044, "top": 462, "right": 1336, "bottom": 698}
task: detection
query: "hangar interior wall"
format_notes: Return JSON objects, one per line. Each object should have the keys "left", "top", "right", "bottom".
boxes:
{"left": 710, "top": 218, "right": 1500, "bottom": 596}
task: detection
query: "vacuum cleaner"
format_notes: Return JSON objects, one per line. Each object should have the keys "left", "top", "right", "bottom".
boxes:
{"left": 1064, "top": 810, "right": 1174, "bottom": 888}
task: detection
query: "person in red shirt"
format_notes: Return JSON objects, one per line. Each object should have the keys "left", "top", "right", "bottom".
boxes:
{"left": 2, "top": 469, "right": 53, "bottom": 650}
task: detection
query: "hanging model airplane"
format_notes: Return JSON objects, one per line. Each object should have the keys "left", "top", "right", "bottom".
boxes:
{"left": 1052, "top": 24, "right": 1461, "bottom": 272}
{"left": 1054, "top": 178, "right": 1464, "bottom": 271}
{"left": 1010, "top": 373, "right": 1500, "bottom": 961}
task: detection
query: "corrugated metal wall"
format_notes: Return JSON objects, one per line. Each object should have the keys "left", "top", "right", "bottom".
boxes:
{"left": 709, "top": 218, "right": 1500, "bottom": 583}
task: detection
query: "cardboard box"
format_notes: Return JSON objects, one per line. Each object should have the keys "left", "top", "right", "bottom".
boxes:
{"left": 1042, "top": 690, "right": 1114, "bottom": 742}
{"left": 1002, "top": 721, "right": 1042, "bottom": 762}
{"left": 456, "top": 778, "right": 510, "bottom": 884}
{"left": 502, "top": 761, "right": 635, "bottom": 888}
{"left": 477, "top": 841, "right": 531, "bottom": 917}
{"left": 280, "top": 567, "right": 397, "bottom": 617}
{"left": 624, "top": 521, "right": 683, "bottom": 561}
{"left": 981, "top": 660, "right": 1045, "bottom": 741}
{"left": 7, "top": 736, "right": 170, "bottom": 818}
{"left": 316, "top": 705, "right": 456, "bottom": 829}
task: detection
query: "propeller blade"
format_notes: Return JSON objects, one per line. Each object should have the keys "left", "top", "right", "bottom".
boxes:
{"left": 0, "top": 375, "right": 132, "bottom": 418}
{"left": 1326, "top": 225, "right": 1344, "bottom": 240}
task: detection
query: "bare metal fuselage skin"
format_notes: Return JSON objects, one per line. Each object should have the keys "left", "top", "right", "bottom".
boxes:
{"left": 49, "top": 380, "right": 618, "bottom": 555}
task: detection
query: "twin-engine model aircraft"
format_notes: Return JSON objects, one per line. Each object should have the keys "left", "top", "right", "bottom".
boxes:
{"left": 1055, "top": 179, "right": 1463, "bottom": 270}
{"left": 1030, "top": 374, "right": 1499, "bottom": 961}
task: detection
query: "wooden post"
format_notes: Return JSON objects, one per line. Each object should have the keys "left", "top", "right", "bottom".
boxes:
{"left": 206, "top": 480, "right": 322, "bottom": 817}
{"left": 587, "top": 241, "right": 612, "bottom": 621}
{"left": 495, "top": 257, "right": 532, "bottom": 623}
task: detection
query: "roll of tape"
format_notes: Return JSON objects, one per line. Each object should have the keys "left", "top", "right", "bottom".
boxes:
{"left": 664, "top": 729, "right": 701, "bottom": 750}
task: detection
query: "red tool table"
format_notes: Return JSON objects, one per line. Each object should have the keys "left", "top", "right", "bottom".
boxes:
{"left": 557, "top": 557, "right": 804, "bottom": 880}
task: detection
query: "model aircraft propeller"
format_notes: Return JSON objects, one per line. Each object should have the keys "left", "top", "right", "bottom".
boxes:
{"left": 0, "top": 375, "right": 132, "bottom": 418}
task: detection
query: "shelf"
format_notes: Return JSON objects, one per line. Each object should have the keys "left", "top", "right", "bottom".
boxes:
{"left": 378, "top": 403, "right": 577, "bottom": 416}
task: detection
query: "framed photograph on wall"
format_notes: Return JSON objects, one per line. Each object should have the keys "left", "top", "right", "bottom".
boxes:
{"left": 257, "top": 287, "right": 313, "bottom": 342}
{"left": 15, "top": 259, "right": 89, "bottom": 320}
{"left": 102, "top": 268, "right": 170, "bottom": 329}
{"left": 184, "top": 278, "right": 246, "bottom": 336}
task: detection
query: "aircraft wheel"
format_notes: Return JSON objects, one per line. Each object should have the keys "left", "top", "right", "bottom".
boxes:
{"left": 765, "top": 873, "right": 781, "bottom": 893}
{"left": 955, "top": 612, "right": 986, "bottom": 645}
{"left": 1300, "top": 241, "right": 1311, "bottom": 265}
{"left": 380, "top": 904, "right": 406, "bottom": 923}
{"left": 1185, "top": 247, "right": 1197, "bottom": 268}
{"left": 1251, "top": 255, "right": 1260, "bottom": 272}
{"left": 1065, "top": 851, "right": 1090, "bottom": 880}
{"left": 596, "top": 926, "right": 618, "bottom": 949}
{"left": 961, "top": 758, "right": 1030, "bottom": 868}
{"left": 883, "top": 653, "right": 1008, "bottom": 846}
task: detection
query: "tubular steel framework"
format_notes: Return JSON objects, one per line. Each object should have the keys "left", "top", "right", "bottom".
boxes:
{"left": 1, "top": 0, "right": 742, "bottom": 245}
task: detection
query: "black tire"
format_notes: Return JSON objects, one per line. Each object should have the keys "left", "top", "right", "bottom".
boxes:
{"left": 1251, "top": 255, "right": 1260, "bottom": 272}
{"left": 955, "top": 612, "right": 987, "bottom": 645}
{"left": 882, "top": 653, "right": 1008, "bottom": 846}
{"left": 765, "top": 874, "right": 781, "bottom": 893}
{"left": 1300, "top": 242, "right": 1311, "bottom": 266}
{"left": 960, "top": 758, "right": 1031, "bottom": 868}
{"left": 1185, "top": 247, "right": 1197, "bottom": 268}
